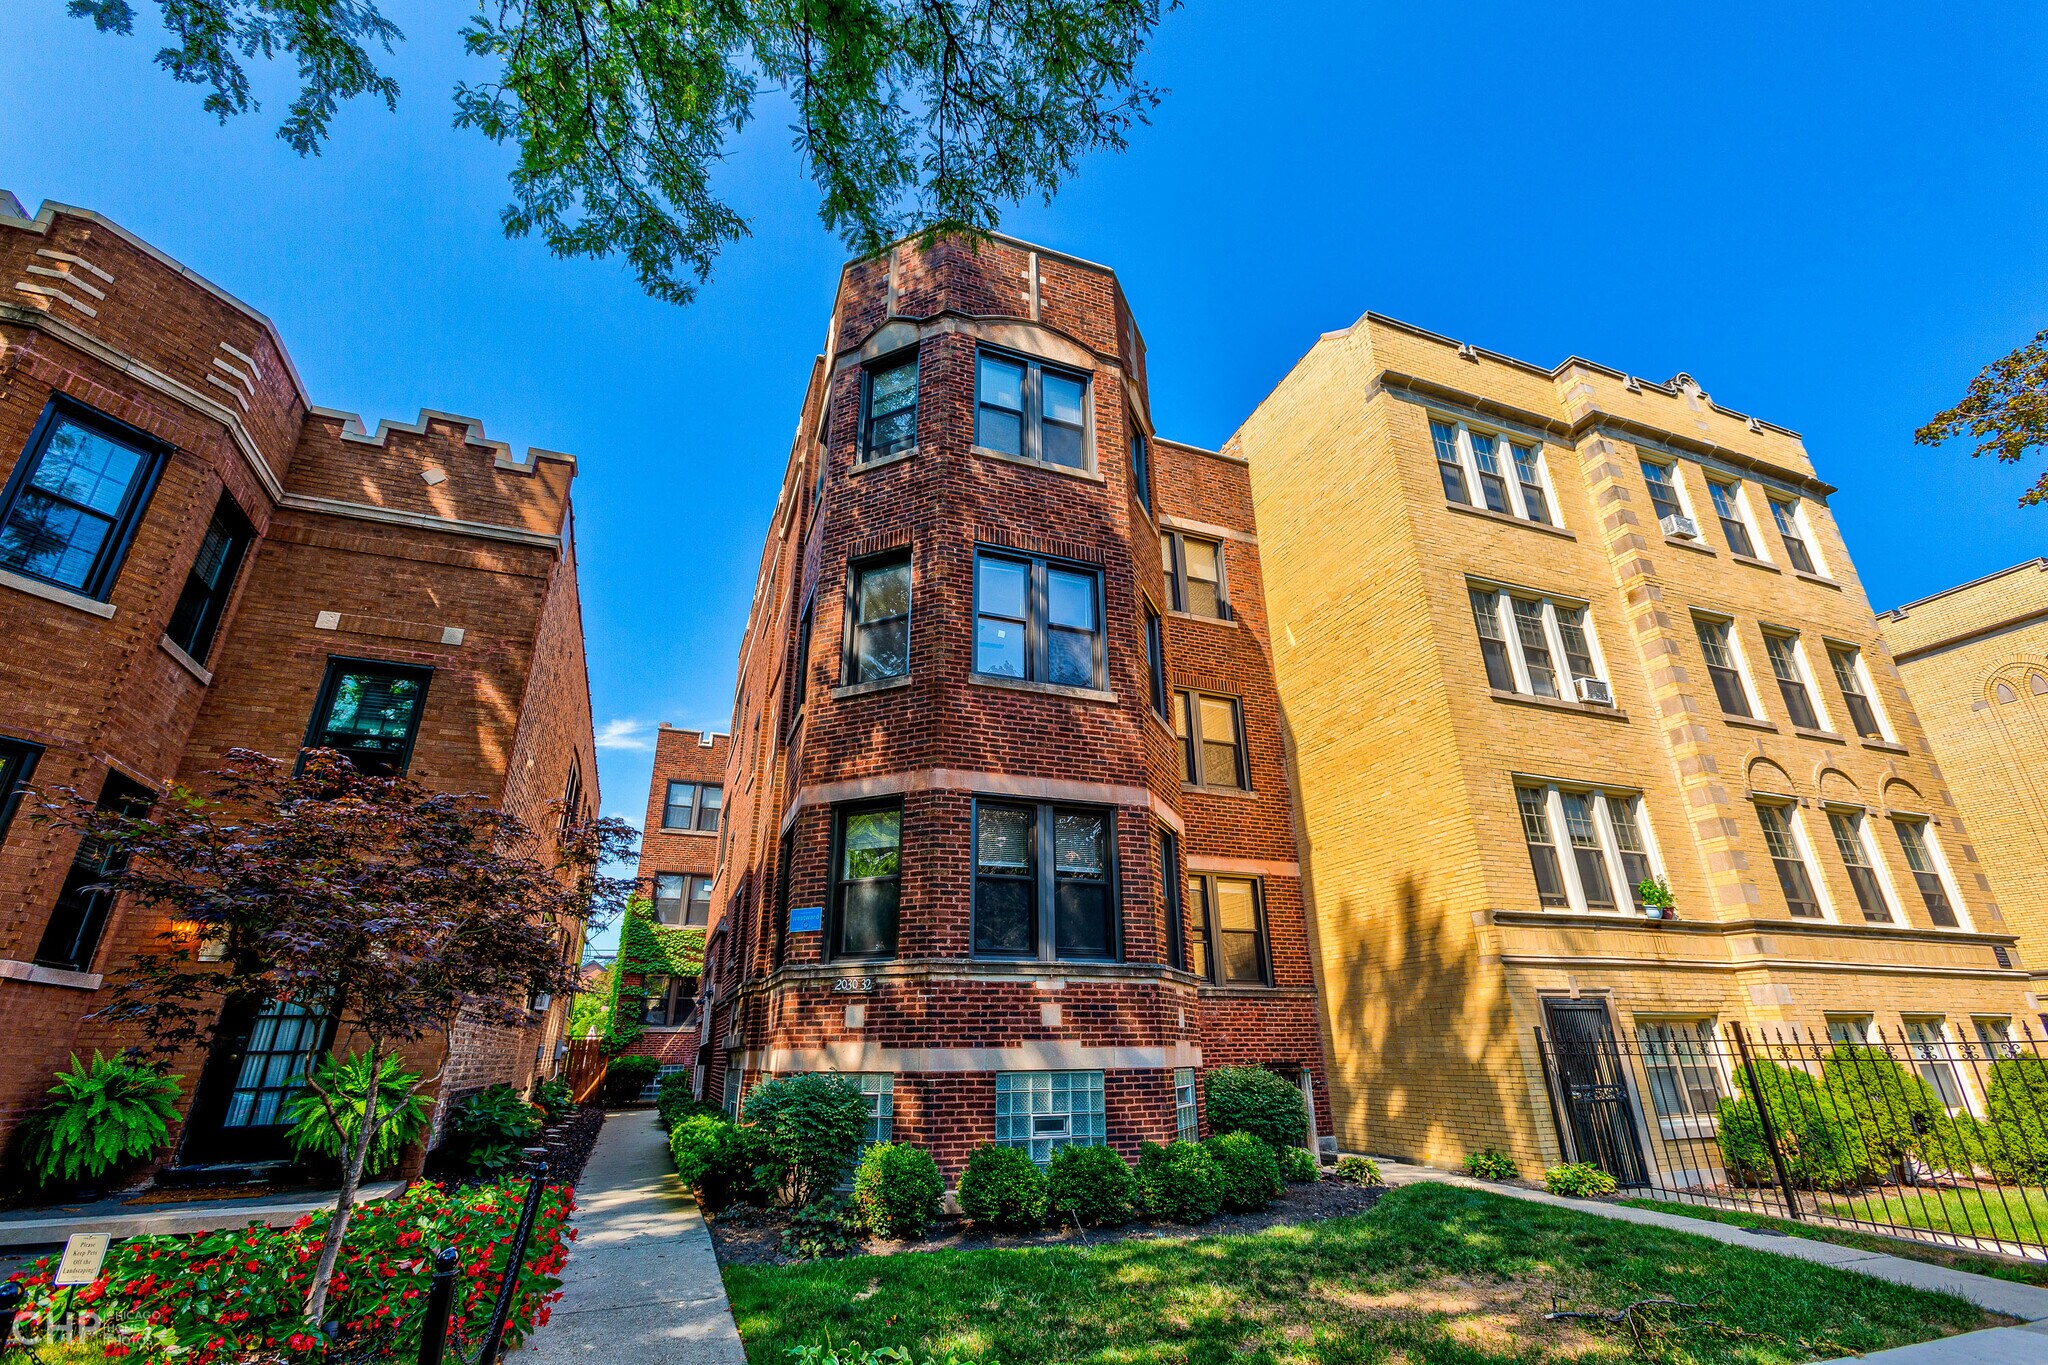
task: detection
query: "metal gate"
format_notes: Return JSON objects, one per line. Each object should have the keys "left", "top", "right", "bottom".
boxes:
{"left": 1539, "top": 1000, "right": 1650, "bottom": 1187}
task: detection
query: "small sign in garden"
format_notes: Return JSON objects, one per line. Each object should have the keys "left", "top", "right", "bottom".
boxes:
{"left": 53, "top": 1233, "right": 109, "bottom": 1287}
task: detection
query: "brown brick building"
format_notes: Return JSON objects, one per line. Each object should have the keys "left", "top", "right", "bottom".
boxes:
{"left": 1235, "top": 313, "right": 2031, "bottom": 1174}
{"left": 683, "top": 236, "right": 1329, "bottom": 1175}
{"left": 0, "top": 194, "right": 597, "bottom": 1174}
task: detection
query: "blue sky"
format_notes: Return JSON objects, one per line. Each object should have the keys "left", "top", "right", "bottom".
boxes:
{"left": 6, "top": 2, "right": 2044, "bottom": 952}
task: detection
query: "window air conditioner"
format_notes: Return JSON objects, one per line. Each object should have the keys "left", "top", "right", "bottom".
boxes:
{"left": 1575, "top": 677, "right": 1614, "bottom": 706}
{"left": 1661, "top": 513, "right": 1700, "bottom": 540}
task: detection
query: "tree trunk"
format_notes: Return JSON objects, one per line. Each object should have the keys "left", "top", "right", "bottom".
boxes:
{"left": 303, "top": 1041, "right": 383, "bottom": 1326}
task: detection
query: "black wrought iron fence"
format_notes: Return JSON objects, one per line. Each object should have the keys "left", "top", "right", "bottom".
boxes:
{"left": 1534, "top": 1019, "right": 2048, "bottom": 1260}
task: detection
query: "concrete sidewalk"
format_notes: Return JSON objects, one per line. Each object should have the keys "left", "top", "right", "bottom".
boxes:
{"left": 521, "top": 1111, "right": 746, "bottom": 1364}
{"left": 1374, "top": 1159, "right": 2048, "bottom": 1361}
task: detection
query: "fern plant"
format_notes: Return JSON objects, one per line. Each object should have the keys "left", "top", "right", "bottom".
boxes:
{"left": 283, "top": 1050, "right": 429, "bottom": 1175}
{"left": 28, "top": 1053, "right": 182, "bottom": 1184}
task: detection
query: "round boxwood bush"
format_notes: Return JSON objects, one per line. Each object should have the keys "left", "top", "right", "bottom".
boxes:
{"left": 957, "top": 1144, "right": 1048, "bottom": 1230}
{"left": 1135, "top": 1140, "right": 1224, "bottom": 1224}
{"left": 1543, "top": 1162, "right": 1618, "bottom": 1198}
{"left": 1203, "top": 1066, "right": 1308, "bottom": 1149}
{"left": 1988, "top": 1056, "right": 2048, "bottom": 1183}
{"left": 1046, "top": 1143, "right": 1140, "bottom": 1226}
{"left": 851, "top": 1142, "right": 944, "bottom": 1238}
{"left": 670, "top": 1113, "right": 777, "bottom": 1213}
{"left": 1204, "top": 1131, "right": 1282, "bottom": 1212}
{"left": 1276, "top": 1144, "right": 1321, "bottom": 1183}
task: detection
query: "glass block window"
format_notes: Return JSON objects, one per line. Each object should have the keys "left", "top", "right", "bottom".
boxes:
{"left": 641, "top": 1063, "right": 687, "bottom": 1103}
{"left": 995, "top": 1070, "right": 1105, "bottom": 1166}
{"left": 859, "top": 1073, "right": 895, "bottom": 1145}
{"left": 1174, "top": 1067, "right": 1199, "bottom": 1142}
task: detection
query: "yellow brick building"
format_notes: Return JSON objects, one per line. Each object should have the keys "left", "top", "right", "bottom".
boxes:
{"left": 1883, "top": 559, "right": 2048, "bottom": 988}
{"left": 1232, "top": 313, "right": 2032, "bottom": 1174}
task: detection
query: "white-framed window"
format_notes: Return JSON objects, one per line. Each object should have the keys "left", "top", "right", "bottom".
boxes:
{"left": 1636, "top": 1020, "right": 1724, "bottom": 1119}
{"left": 640, "top": 1062, "right": 687, "bottom": 1103}
{"left": 1826, "top": 1014, "right": 1876, "bottom": 1046}
{"left": 1825, "top": 808, "right": 1895, "bottom": 924}
{"left": 1754, "top": 801, "right": 1827, "bottom": 920}
{"left": 1767, "top": 496, "right": 1824, "bottom": 576}
{"left": 1975, "top": 1017, "right": 2024, "bottom": 1060}
{"left": 1428, "top": 416, "right": 1558, "bottom": 527}
{"left": 858, "top": 1072, "right": 895, "bottom": 1145}
{"left": 1174, "top": 1067, "right": 1199, "bottom": 1142}
{"left": 1640, "top": 456, "right": 1697, "bottom": 531}
{"left": 1693, "top": 614, "right": 1763, "bottom": 720}
{"left": 995, "top": 1070, "right": 1106, "bottom": 1166}
{"left": 1514, "top": 781, "right": 1661, "bottom": 914}
{"left": 1825, "top": 643, "right": 1891, "bottom": 741}
{"left": 1705, "top": 477, "right": 1762, "bottom": 560}
{"left": 1893, "top": 816, "right": 1965, "bottom": 930}
{"left": 721, "top": 1064, "right": 745, "bottom": 1119}
{"left": 1469, "top": 584, "right": 1606, "bottom": 702}
{"left": 1902, "top": 1017, "right": 1967, "bottom": 1110}
{"left": 1761, "top": 629, "right": 1830, "bottom": 732}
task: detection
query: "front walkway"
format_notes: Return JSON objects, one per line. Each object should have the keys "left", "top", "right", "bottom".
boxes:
{"left": 522, "top": 1111, "right": 745, "bottom": 1364}
{"left": 1375, "top": 1160, "right": 2048, "bottom": 1362}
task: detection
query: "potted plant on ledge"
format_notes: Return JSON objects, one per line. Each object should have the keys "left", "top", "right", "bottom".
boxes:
{"left": 1638, "top": 876, "right": 1677, "bottom": 921}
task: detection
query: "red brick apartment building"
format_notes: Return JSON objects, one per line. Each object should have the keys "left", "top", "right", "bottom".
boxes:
{"left": 0, "top": 194, "right": 596, "bottom": 1176}
{"left": 680, "top": 235, "right": 1328, "bottom": 1174}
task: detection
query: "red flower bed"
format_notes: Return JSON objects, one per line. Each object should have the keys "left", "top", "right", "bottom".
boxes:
{"left": 7, "top": 1178, "right": 572, "bottom": 1362}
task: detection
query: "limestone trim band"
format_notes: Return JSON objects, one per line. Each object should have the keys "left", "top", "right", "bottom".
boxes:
{"left": 740, "top": 1041, "right": 1205, "bottom": 1074}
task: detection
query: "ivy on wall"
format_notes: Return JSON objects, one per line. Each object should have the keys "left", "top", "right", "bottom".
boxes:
{"left": 605, "top": 896, "right": 707, "bottom": 1054}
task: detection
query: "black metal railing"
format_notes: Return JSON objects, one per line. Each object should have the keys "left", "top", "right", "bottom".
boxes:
{"left": 412, "top": 1154, "right": 553, "bottom": 1365}
{"left": 1535, "top": 1019, "right": 2048, "bottom": 1260}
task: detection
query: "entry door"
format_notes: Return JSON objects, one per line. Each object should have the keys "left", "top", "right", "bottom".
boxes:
{"left": 180, "top": 997, "right": 335, "bottom": 1166}
{"left": 1543, "top": 1000, "right": 1649, "bottom": 1187}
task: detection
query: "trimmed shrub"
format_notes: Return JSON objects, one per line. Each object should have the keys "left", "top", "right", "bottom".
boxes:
{"left": 1819, "top": 1045, "right": 1973, "bottom": 1180}
{"left": 1987, "top": 1056, "right": 2048, "bottom": 1184}
{"left": 1204, "top": 1131, "right": 1283, "bottom": 1212}
{"left": 852, "top": 1143, "right": 944, "bottom": 1238}
{"left": 1135, "top": 1140, "right": 1224, "bottom": 1224}
{"left": 1463, "top": 1148, "right": 1517, "bottom": 1181}
{"left": 1334, "top": 1155, "right": 1383, "bottom": 1186}
{"left": 1046, "top": 1143, "right": 1140, "bottom": 1227}
{"left": 603, "top": 1054, "right": 661, "bottom": 1105}
{"left": 956, "top": 1144, "right": 1048, "bottom": 1230}
{"left": 533, "top": 1077, "right": 576, "bottom": 1122}
{"left": 1202, "top": 1066, "right": 1308, "bottom": 1149}
{"left": 744, "top": 1074, "right": 870, "bottom": 1207}
{"left": 1543, "top": 1162, "right": 1618, "bottom": 1198}
{"left": 1716, "top": 1060, "right": 1867, "bottom": 1192}
{"left": 283, "top": 1050, "right": 429, "bottom": 1176}
{"left": 656, "top": 1071, "right": 718, "bottom": 1130}
{"left": 25, "top": 1053, "right": 181, "bottom": 1186}
{"left": 1276, "top": 1145, "right": 1321, "bottom": 1183}
{"left": 447, "top": 1083, "right": 545, "bottom": 1175}
{"left": 669, "top": 1113, "right": 777, "bottom": 1213}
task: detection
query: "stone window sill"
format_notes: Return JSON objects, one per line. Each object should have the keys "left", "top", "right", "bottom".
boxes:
{"left": 972, "top": 446, "right": 1105, "bottom": 484}
{"left": 0, "top": 566, "right": 116, "bottom": 619}
{"left": 0, "top": 959, "right": 101, "bottom": 991}
{"left": 160, "top": 635, "right": 213, "bottom": 685}
{"left": 1446, "top": 501, "right": 1575, "bottom": 540}
{"left": 1861, "top": 737, "right": 1910, "bottom": 755}
{"left": 1730, "top": 552, "right": 1781, "bottom": 574}
{"left": 969, "top": 673, "right": 1117, "bottom": 705}
{"left": 1181, "top": 782, "right": 1258, "bottom": 801}
{"left": 1722, "top": 713, "right": 1779, "bottom": 733}
{"left": 850, "top": 447, "right": 916, "bottom": 475}
{"left": 1663, "top": 534, "right": 1715, "bottom": 556}
{"left": 1169, "top": 609, "right": 1236, "bottom": 629}
{"left": 1791, "top": 725, "right": 1846, "bottom": 745}
{"left": 656, "top": 826, "right": 719, "bottom": 838}
{"left": 831, "top": 674, "right": 914, "bottom": 701}
{"left": 1794, "top": 569, "right": 1841, "bottom": 590}
{"left": 1488, "top": 688, "right": 1629, "bottom": 721}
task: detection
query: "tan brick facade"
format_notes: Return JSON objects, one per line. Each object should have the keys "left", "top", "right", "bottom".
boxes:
{"left": 0, "top": 196, "right": 596, "bottom": 1172}
{"left": 1884, "top": 559, "right": 2048, "bottom": 989}
{"left": 1234, "top": 314, "right": 2032, "bottom": 1173}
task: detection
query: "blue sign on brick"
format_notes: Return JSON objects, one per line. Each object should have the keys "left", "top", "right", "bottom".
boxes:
{"left": 788, "top": 905, "right": 823, "bottom": 934}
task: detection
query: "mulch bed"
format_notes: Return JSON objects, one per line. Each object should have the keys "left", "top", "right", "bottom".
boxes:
{"left": 709, "top": 1177, "right": 1387, "bottom": 1267}
{"left": 538, "top": 1105, "right": 606, "bottom": 1187}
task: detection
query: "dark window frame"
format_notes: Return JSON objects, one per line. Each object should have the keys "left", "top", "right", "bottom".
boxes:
{"left": 790, "top": 591, "right": 815, "bottom": 723}
{"left": 662, "top": 780, "right": 724, "bottom": 832}
{"left": 971, "top": 797, "right": 1120, "bottom": 964}
{"left": 827, "top": 797, "right": 903, "bottom": 962}
{"left": 1142, "top": 602, "right": 1169, "bottom": 719}
{"left": 858, "top": 348, "right": 920, "bottom": 463}
{"left": 1160, "top": 530, "right": 1231, "bottom": 621}
{"left": 0, "top": 736, "right": 43, "bottom": 848}
{"left": 1160, "top": 826, "right": 1186, "bottom": 971}
{"left": 301, "top": 656, "right": 434, "bottom": 777}
{"left": 843, "top": 550, "right": 912, "bottom": 685}
{"left": 1130, "top": 418, "right": 1152, "bottom": 514}
{"left": 1184, "top": 871, "right": 1269, "bottom": 987}
{"left": 164, "top": 492, "right": 254, "bottom": 666}
{"left": 972, "top": 345, "right": 1095, "bottom": 471}
{"left": 971, "top": 546, "right": 1105, "bottom": 689}
{"left": 0, "top": 397, "right": 170, "bottom": 602}
{"left": 652, "top": 871, "right": 715, "bottom": 927}
{"left": 641, "top": 972, "right": 701, "bottom": 1028}
{"left": 1173, "top": 688, "right": 1248, "bottom": 790}
{"left": 35, "top": 768, "right": 154, "bottom": 971}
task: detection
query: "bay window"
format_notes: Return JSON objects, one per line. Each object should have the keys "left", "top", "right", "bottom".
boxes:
{"left": 975, "top": 348, "right": 1091, "bottom": 470}
{"left": 830, "top": 800, "right": 902, "bottom": 959}
{"left": 973, "top": 549, "right": 1103, "bottom": 689}
{"left": 972, "top": 800, "right": 1116, "bottom": 961}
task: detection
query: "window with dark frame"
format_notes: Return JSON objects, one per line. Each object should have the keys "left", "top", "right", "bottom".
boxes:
{"left": 1130, "top": 421, "right": 1152, "bottom": 513}
{"left": 861, "top": 352, "right": 919, "bottom": 461}
{"left": 1160, "top": 531, "right": 1228, "bottom": 620}
{"left": 560, "top": 757, "right": 585, "bottom": 832}
{"left": 846, "top": 553, "right": 910, "bottom": 684}
{"left": 35, "top": 769, "right": 154, "bottom": 971}
{"left": 1173, "top": 690, "right": 1247, "bottom": 789}
{"left": 0, "top": 400, "right": 166, "bottom": 600}
{"left": 164, "top": 494, "right": 253, "bottom": 665}
{"left": 303, "top": 658, "right": 432, "bottom": 776}
{"left": 974, "top": 348, "right": 1092, "bottom": 469}
{"left": 0, "top": 736, "right": 43, "bottom": 847}
{"left": 972, "top": 799, "right": 1116, "bottom": 962}
{"left": 790, "top": 595, "right": 815, "bottom": 721}
{"left": 972, "top": 549, "right": 1103, "bottom": 689}
{"left": 831, "top": 800, "right": 902, "bottom": 959}
{"left": 1143, "top": 605, "right": 1169, "bottom": 719}
{"left": 663, "top": 781, "right": 724, "bottom": 832}
{"left": 1183, "top": 872, "right": 1267, "bottom": 986}
{"left": 653, "top": 872, "right": 714, "bottom": 927}
{"left": 1160, "top": 826, "right": 1186, "bottom": 971}
{"left": 641, "top": 973, "right": 700, "bottom": 1028}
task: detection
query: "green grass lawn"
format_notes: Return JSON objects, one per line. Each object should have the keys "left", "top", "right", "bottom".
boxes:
{"left": 1815, "top": 1183, "right": 2048, "bottom": 1247}
{"left": 722, "top": 1183, "right": 1999, "bottom": 1364}
{"left": 1624, "top": 1196, "right": 2048, "bottom": 1288}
